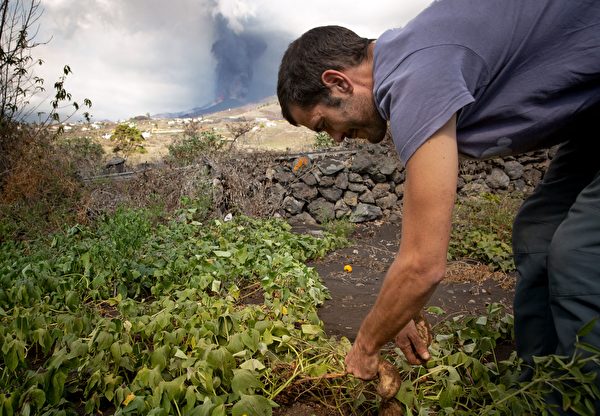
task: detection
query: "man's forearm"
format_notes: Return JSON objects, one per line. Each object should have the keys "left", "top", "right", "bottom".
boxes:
{"left": 353, "top": 257, "right": 443, "bottom": 354}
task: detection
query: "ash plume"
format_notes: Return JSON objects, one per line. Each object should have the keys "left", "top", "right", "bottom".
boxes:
{"left": 211, "top": 14, "right": 267, "bottom": 103}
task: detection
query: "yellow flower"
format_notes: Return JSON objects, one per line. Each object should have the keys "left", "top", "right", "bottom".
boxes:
{"left": 344, "top": 265, "right": 352, "bottom": 273}
{"left": 123, "top": 393, "right": 136, "bottom": 406}
{"left": 281, "top": 305, "right": 288, "bottom": 315}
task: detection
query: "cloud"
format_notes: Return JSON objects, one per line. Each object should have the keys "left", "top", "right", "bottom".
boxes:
{"left": 31, "top": 0, "right": 431, "bottom": 121}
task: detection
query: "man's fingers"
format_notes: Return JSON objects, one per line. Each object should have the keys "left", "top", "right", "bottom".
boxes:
{"left": 408, "top": 331, "right": 430, "bottom": 361}
{"left": 398, "top": 343, "right": 424, "bottom": 365}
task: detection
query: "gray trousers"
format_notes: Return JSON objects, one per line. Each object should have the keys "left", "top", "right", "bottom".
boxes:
{"left": 512, "top": 135, "right": 600, "bottom": 408}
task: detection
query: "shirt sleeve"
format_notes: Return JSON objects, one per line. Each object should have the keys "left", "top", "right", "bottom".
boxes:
{"left": 374, "top": 45, "right": 488, "bottom": 163}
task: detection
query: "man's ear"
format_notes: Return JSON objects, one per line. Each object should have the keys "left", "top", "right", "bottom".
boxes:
{"left": 321, "top": 70, "right": 353, "bottom": 94}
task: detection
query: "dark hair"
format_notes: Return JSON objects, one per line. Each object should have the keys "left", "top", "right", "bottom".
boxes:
{"left": 277, "top": 25, "right": 372, "bottom": 125}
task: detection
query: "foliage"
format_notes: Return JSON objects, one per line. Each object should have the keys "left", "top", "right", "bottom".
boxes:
{"left": 110, "top": 124, "right": 146, "bottom": 158}
{"left": 0, "top": 206, "right": 348, "bottom": 414}
{"left": 1, "top": 200, "right": 598, "bottom": 415}
{"left": 314, "top": 132, "right": 334, "bottom": 149}
{"left": 1, "top": 0, "right": 45, "bottom": 124}
{"left": 448, "top": 193, "right": 521, "bottom": 271}
{"left": 389, "top": 304, "right": 600, "bottom": 415}
{"left": 56, "top": 135, "right": 105, "bottom": 176}
{"left": 168, "top": 124, "right": 225, "bottom": 166}
{"left": 0, "top": 0, "right": 92, "bottom": 125}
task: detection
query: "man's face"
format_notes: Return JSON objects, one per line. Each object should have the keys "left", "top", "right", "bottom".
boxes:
{"left": 289, "top": 93, "right": 387, "bottom": 144}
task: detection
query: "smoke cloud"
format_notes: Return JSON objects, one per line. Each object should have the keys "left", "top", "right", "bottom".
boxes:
{"left": 211, "top": 14, "right": 267, "bottom": 102}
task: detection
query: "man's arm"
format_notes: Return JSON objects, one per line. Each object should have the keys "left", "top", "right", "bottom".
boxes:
{"left": 345, "top": 115, "right": 458, "bottom": 379}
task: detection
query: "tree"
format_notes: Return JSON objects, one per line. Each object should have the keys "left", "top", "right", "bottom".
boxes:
{"left": 0, "top": 0, "right": 92, "bottom": 188}
{"left": 0, "top": 0, "right": 43, "bottom": 125}
{"left": 110, "top": 124, "right": 146, "bottom": 159}
{"left": 226, "top": 121, "right": 255, "bottom": 150}
{"left": 0, "top": 0, "right": 91, "bottom": 126}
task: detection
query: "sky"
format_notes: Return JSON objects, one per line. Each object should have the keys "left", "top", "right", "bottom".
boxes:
{"left": 31, "top": 0, "right": 432, "bottom": 121}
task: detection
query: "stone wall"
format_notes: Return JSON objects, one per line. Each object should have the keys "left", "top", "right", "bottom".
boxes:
{"left": 263, "top": 142, "right": 556, "bottom": 224}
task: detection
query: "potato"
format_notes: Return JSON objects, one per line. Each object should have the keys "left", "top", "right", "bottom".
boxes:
{"left": 379, "top": 398, "right": 404, "bottom": 416}
{"left": 377, "top": 359, "right": 402, "bottom": 400}
{"left": 414, "top": 312, "right": 433, "bottom": 347}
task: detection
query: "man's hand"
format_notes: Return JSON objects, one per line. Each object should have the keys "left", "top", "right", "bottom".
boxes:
{"left": 394, "top": 319, "right": 431, "bottom": 365}
{"left": 345, "top": 339, "right": 379, "bottom": 380}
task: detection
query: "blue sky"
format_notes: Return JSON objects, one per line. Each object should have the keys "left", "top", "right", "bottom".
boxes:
{"left": 32, "top": 0, "right": 431, "bottom": 121}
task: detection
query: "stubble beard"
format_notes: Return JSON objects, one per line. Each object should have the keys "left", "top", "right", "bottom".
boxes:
{"left": 345, "top": 94, "right": 388, "bottom": 143}
{"left": 365, "top": 116, "right": 387, "bottom": 143}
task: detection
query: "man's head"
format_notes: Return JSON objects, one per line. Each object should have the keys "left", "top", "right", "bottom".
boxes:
{"left": 277, "top": 25, "right": 387, "bottom": 143}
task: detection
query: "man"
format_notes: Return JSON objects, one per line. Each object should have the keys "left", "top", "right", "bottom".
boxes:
{"left": 277, "top": 0, "right": 600, "bottom": 401}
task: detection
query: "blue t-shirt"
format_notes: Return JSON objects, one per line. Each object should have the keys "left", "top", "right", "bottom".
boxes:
{"left": 373, "top": 0, "right": 600, "bottom": 162}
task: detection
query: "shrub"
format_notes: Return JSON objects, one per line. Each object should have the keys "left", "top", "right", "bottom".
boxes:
{"left": 56, "top": 135, "right": 105, "bottom": 177}
{"left": 0, "top": 128, "right": 84, "bottom": 240}
{"left": 314, "top": 131, "right": 334, "bottom": 149}
{"left": 168, "top": 124, "right": 224, "bottom": 165}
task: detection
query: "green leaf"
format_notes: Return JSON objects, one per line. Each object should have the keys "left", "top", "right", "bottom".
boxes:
{"left": 95, "top": 331, "right": 113, "bottom": 350}
{"left": 5, "top": 346, "right": 18, "bottom": 371}
{"left": 241, "top": 329, "right": 260, "bottom": 352}
{"left": 174, "top": 348, "right": 188, "bottom": 359}
{"left": 239, "top": 359, "right": 265, "bottom": 371}
{"left": 227, "top": 333, "right": 245, "bottom": 354}
{"left": 213, "top": 251, "right": 231, "bottom": 258}
{"left": 191, "top": 400, "right": 216, "bottom": 416}
{"left": 211, "top": 404, "right": 226, "bottom": 416}
{"left": 462, "top": 342, "right": 476, "bottom": 353}
{"left": 151, "top": 345, "right": 169, "bottom": 370}
{"left": 49, "top": 370, "right": 67, "bottom": 404}
{"left": 207, "top": 347, "right": 235, "bottom": 376}
{"left": 577, "top": 318, "right": 598, "bottom": 338}
{"left": 69, "top": 339, "right": 88, "bottom": 358}
{"left": 301, "top": 324, "right": 322, "bottom": 336}
{"left": 396, "top": 380, "right": 414, "bottom": 407}
{"left": 231, "top": 394, "right": 273, "bottom": 416}
{"left": 575, "top": 341, "right": 600, "bottom": 355}
{"left": 426, "top": 306, "right": 446, "bottom": 316}
{"left": 231, "top": 369, "right": 263, "bottom": 397}
{"left": 110, "top": 342, "right": 122, "bottom": 362}
{"left": 163, "top": 375, "right": 186, "bottom": 400}
{"left": 27, "top": 388, "right": 46, "bottom": 409}
{"left": 184, "top": 385, "right": 198, "bottom": 412}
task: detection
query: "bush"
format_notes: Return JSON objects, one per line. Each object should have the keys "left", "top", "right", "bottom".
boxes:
{"left": 168, "top": 124, "right": 224, "bottom": 166}
{"left": 0, "top": 128, "right": 84, "bottom": 240}
{"left": 56, "top": 136, "right": 105, "bottom": 177}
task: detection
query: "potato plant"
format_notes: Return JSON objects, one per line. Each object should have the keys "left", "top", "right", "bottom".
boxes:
{"left": 0, "top": 203, "right": 598, "bottom": 415}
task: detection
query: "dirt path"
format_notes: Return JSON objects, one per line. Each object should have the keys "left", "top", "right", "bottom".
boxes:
{"left": 307, "top": 218, "right": 515, "bottom": 341}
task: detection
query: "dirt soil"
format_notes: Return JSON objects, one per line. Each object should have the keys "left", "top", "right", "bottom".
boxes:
{"left": 310, "top": 217, "right": 515, "bottom": 340}
{"left": 275, "top": 218, "right": 516, "bottom": 416}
